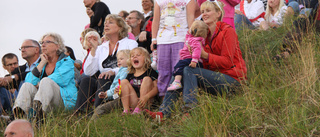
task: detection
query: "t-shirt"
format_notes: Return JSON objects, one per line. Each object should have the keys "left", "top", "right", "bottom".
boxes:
{"left": 155, "top": 0, "right": 191, "bottom": 44}
{"left": 266, "top": 6, "right": 288, "bottom": 25}
{"left": 126, "top": 68, "right": 158, "bottom": 90}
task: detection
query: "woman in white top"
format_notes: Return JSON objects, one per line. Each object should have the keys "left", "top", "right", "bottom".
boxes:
{"left": 75, "top": 14, "right": 138, "bottom": 113}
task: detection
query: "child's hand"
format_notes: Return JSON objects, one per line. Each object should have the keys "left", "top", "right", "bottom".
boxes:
{"left": 98, "top": 92, "right": 107, "bottom": 98}
{"left": 189, "top": 62, "right": 197, "bottom": 68}
{"left": 114, "top": 87, "right": 119, "bottom": 95}
{"left": 138, "top": 95, "right": 150, "bottom": 108}
{"left": 98, "top": 71, "right": 115, "bottom": 79}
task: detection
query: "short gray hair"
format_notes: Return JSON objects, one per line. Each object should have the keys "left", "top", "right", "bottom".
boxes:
{"left": 84, "top": 31, "right": 102, "bottom": 49}
{"left": 40, "top": 32, "right": 66, "bottom": 55}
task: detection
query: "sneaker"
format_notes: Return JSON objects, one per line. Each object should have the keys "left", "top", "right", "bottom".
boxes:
{"left": 144, "top": 109, "right": 163, "bottom": 124}
{"left": 167, "top": 81, "right": 182, "bottom": 91}
{"left": 151, "top": 50, "right": 157, "bottom": 70}
{"left": 131, "top": 107, "right": 142, "bottom": 115}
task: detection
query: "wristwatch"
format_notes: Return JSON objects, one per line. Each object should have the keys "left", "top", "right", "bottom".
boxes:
{"left": 11, "top": 75, "right": 15, "bottom": 80}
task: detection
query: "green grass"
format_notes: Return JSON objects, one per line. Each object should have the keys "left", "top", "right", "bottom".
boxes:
{"left": 1, "top": 20, "right": 320, "bottom": 136}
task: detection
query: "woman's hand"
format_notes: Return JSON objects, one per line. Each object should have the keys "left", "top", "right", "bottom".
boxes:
{"left": 86, "top": 8, "right": 94, "bottom": 18}
{"left": 200, "top": 48, "right": 209, "bottom": 59}
{"left": 98, "top": 91, "right": 107, "bottom": 98}
{"left": 189, "top": 62, "right": 197, "bottom": 68}
{"left": 138, "top": 31, "right": 147, "bottom": 42}
{"left": 98, "top": 71, "right": 115, "bottom": 79}
{"left": 40, "top": 54, "right": 48, "bottom": 64}
{"left": 138, "top": 95, "right": 150, "bottom": 108}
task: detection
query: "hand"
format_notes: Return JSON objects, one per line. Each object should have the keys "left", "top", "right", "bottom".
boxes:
{"left": 98, "top": 71, "right": 115, "bottom": 79}
{"left": 200, "top": 48, "right": 208, "bottom": 59}
{"left": 114, "top": 86, "right": 120, "bottom": 95}
{"left": 87, "top": 35, "right": 99, "bottom": 50}
{"left": 189, "top": 62, "right": 197, "bottom": 68}
{"left": 98, "top": 91, "right": 107, "bottom": 98}
{"left": 40, "top": 54, "right": 48, "bottom": 64}
{"left": 150, "top": 40, "right": 157, "bottom": 51}
{"left": 86, "top": 8, "right": 94, "bottom": 17}
{"left": 138, "top": 31, "right": 147, "bottom": 42}
{"left": 138, "top": 95, "right": 150, "bottom": 108}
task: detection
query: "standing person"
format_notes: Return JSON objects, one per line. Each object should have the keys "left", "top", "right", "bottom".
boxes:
{"left": 145, "top": 1, "right": 247, "bottom": 120}
{"left": 142, "top": 0, "right": 154, "bottom": 18}
{"left": 0, "top": 53, "right": 19, "bottom": 115}
{"left": 13, "top": 33, "right": 77, "bottom": 121}
{"left": 75, "top": 14, "right": 138, "bottom": 114}
{"left": 151, "top": 0, "right": 197, "bottom": 98}
{"left": 83, "top": 0, "right": 111, "bottom": 36}
{"left": 4, "top": 119, "right": 34, "bottom": 137}
{"left": 120, "top": 47, "right": 158, "bottom": 114}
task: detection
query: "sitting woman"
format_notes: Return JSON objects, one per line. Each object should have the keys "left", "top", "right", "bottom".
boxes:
{"left": 145, "top": 1, "right": 247, "bottom": 120}
{"left": 75, "top": 14, "right": 138, "bottom": 114}
{"left": 13, "top": 33, "right": 77, "bottom": 120}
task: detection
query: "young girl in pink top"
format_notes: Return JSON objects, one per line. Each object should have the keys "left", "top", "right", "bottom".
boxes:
{"left": 167, "top": 20, "right": 208, "bottom": 91}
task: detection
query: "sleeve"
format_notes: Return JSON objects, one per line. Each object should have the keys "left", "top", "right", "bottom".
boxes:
{"left": 83, "top": 49, "right": 100, "bottom": 76}
{"left": 207, "top": 28, "right": 238, "bottom": 69}
{"left": 106, "top": 68, "right": 128, "bottom": 97}
{"left": 25, "top": 69, "right": 41, "bottom": 86}
{"left": 90, "top": 4, "right": 110, "bottom": 28}
{"left": 48, "top": 58, "right": 75, "bottom": 87}
{"left": 190, "top": 40, "right": 202, "bottom": 63}
{"left": 278, "top": 6, "right": 288, "bottom": 25}
{"left": 245, "top": 1, "right": 265, "bottom": 19}
{"left": 226, "top": 0, "right": 242, "bottom": 7}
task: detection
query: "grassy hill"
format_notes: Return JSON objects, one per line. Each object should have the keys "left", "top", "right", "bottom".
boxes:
{"left": 1, "top": 20, "right": 320, "bottom": 136}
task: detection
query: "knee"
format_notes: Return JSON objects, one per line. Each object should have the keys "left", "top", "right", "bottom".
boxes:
{"left": 142, "top": 77, "right": 152, "bottom": 83}
{"left": 39, "top": 77, "right": 53, "bottom": 85}
{"left": 183, "top": 66, "right": 193, "bottom": 76}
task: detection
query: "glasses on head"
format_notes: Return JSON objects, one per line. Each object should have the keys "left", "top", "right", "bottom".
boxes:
{"left": 126, "top": 17, "right": 137, "bottom": 20}
{"left": 6, "top": 62, "right": 18, "bottom": 67}
{"left": 39, "top": 40, "right": 57, "bottom": 45}
{"left": 19, "top": 46, "right": 38, "bottom": 51}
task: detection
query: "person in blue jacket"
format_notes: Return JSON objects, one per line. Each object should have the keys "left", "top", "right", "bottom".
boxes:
{"left": 13, "top": 33, "right": 77, "bottom": 120}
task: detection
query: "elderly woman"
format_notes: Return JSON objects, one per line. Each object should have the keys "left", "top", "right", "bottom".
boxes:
{"left": 75, "top": 14, "right": 138, "bottom": 113}
{"left": 13, "top": 33, "right": 77, "bottom": 120}
{"left": 145, "top": 1, "right": 247, "bottom": 120}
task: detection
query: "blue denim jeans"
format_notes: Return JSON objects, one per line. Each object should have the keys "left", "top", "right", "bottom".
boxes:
{"left": 0, "top": 87, "right": 14, "bottom": 114}
{"left": 159, "top": 67, "right": 240, "bottom": 117}
{"left": 234, "top": 13, "right": 255, "bottom": 30}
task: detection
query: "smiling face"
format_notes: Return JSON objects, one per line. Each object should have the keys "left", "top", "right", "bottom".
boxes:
{"left": 104, "top": 19, "right": 121, "bottom": 37}
{"left": 142, "top": 0, "right": 153, "bottom": 12}
{"left": 117, "top": 52, "right": 129, "bottom": 67}
{"left": 201, "top": 2, "right": 221, "bottom": 26}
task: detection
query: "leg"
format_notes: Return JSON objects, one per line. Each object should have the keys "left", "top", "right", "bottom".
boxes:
{"left": 94, "top": 76, "right": 115, "bottom": 107}
{"left": 34, "top": 77, "right": 63, "bottom": 112}
{"left": 120, "top": 79, "right": 138, "bottom": 112}
{"left": 159, "top": 77, "right": 181, "bottom": 117}
{"left": 234, "top": 13, "right": 255, "bottom": 30}
{"left": 13, "top": 83, "right": 37, "bottom": 114}
{"left": 138, "top": 77, "right": 154, "bottom": 109}
{"left": 182, "top": 67, "right": 240, "bottom": 109}
{"left": 75, "top": 76, "right": 97, "bottom": 112}
{"left": 0, "top": 87, "right": 13, "bottom": 114}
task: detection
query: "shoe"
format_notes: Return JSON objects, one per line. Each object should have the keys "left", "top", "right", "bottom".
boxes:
{"left": 121, "top": 109, "right": 130, "bottom": 116}
{"left": 144, "top": 109, "right": 163, "bottom": 124}
{"left": 167, "top": 81, "right": 182, "bottom": 91}
{"left": 131, "top": 107, "right": 142, "bottom": 115}
{"left": 151, "top": 50, "right": 157, "bottom": 70}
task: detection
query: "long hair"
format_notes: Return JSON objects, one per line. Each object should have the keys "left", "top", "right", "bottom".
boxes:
{"left": 265, "top": 0, "right": 285, "bottom": 22}
{"left": 127, "top": 47, "right": 151, "bottom": 74}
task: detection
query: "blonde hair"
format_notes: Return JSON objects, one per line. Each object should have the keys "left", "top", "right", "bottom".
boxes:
{"left": 127, "top": 47, "right": 151, "bottom": 74}
{"left": 84, "top": 31, "right": 101, "bottom": 50}
{"left": 104, "top": 14, "right": 129, "bottom": 40}
{"left": 117, "top": 49, "right": 130, "bottom": 59}
{"left": 190, "top": 20, "right": 208, "bottom": 38}
{"left": 81, "top": 28, "right": 96, "bottom": 40}
{"left": 200, "top": 1, "right": 225, "bottom": 21}
{"left": 40, "top": 32, "right": 66, "bottom": 55}
{"left": 265, "top": 0, "right": 285, "bottom": 22}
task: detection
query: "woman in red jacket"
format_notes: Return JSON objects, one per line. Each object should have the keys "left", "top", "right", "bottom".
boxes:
{"left": 145, "top": 1, "right": 247, "bottom": 120}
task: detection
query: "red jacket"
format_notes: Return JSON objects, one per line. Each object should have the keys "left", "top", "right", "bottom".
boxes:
{"left": 203, "top": 21, "right": 247, "bottom": 81}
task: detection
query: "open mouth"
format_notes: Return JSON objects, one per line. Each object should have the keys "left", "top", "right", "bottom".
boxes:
{"left": 133, "top": 59, "right": 139, "bottom": 65}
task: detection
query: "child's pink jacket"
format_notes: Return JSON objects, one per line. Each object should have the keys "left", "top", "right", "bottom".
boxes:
{"left": 179, "top": 32, "right": 205, "bottom": 63}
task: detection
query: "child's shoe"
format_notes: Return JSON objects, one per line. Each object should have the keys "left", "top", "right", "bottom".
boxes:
{"left": 132, "top": 107, "right": 142, "bottom": 114}
{"left": 151, "top": 50, "right": 157, "bottom": 70}
{"left": 167, "top": 81, "right": 182, "bottom": 91}
{"left": 121, "top": 109, "right": 130, "bottom": 116}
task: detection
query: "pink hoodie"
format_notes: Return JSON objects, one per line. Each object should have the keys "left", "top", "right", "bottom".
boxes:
{"left": 179, "top": 32, "right": 205, "bottom": 63}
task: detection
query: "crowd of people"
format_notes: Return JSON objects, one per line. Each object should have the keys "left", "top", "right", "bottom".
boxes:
{"left": 0, "top": 0, "right": 319, "bottom": 132}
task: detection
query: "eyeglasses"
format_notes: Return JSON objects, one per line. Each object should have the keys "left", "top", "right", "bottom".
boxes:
{"left": 39, "top": 40, "right": 57, "bottom": 45}
{"left": 6, "top": 62, "right": 18, "bottom": 67}
{"left": 19, "top": 46, "right": 38, "bottom": 51}
{"left": 126, "top": 17, "right": 138, "bottom": 20}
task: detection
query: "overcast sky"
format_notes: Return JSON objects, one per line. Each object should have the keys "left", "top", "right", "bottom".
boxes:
{"left": 0, "top": 0, "right": 141, "bottom": 77}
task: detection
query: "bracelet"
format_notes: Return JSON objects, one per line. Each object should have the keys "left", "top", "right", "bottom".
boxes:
{"left": 152, "top": 38, "right": 157, "bottom": 41}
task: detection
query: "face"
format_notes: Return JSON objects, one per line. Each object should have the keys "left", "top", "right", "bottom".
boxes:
{"left": 268, "top": 0, "right": 280, "bottom": 9}
{"left": 20, "top": 40, "right": 39, "bottom": 60}
{"left": 142, "top": 0, "right": 153, "bottom": 11}
{"left": 4, "top": 121, "right": 29, "bottom": 137}
{"left": 3, "top": 57, "right": 18, "bottom": 73}
{"left": 40, "top": 36, "right": 59, "bottom": 56}
{"left": 83, "top": 0, "right": 95, "bottom": 8}
{"left": 201, "top": 5, "right": 221, "bottom": 25}
{"left": 118, "top": 12, "right": 125, "bottom": 20}
{"left": 104, "top": 19, "right": 121, "bottom": 36}
{"left": 126, "top": 13, "right": 140, "bottom": 29}
{"left": 130, "top": 49, "right": 145, "bottom": 70}
{"left": 117, "top": 52, "right": 128, "bottom": 67}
